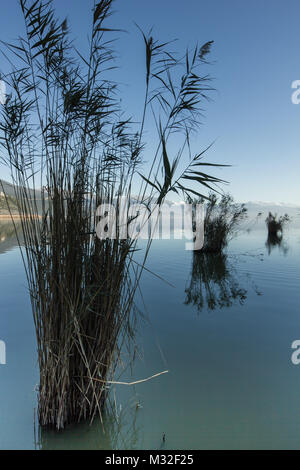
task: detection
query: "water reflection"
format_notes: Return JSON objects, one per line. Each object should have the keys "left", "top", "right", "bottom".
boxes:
{"left": 265, "top": 232, "right": 289, "bottom": 256}
{"left": 0, "top": 219, "right": 22, "bottom": 254}
{"left": 184, "top": 252, "right": 248, "bottom": 313}
{"left": 37, "top": 404, "right": 141, "bottom": 450}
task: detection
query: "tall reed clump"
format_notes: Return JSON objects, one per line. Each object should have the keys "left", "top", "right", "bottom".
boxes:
{"left": 265, "top": 212, "right": 290, "bottom": 236}
{"left": 192, "top": 193, "right": 247, "bottom": 253}
{"left": 0, "top": 0, "right": 225, "bottom": 429}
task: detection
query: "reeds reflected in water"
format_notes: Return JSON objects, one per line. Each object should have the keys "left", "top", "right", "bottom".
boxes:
{"left": 0, "top": 220, "right": 22, "bottom": 254}
{"left": 36, "top": 401, "right": 141, "bottom": 450}
{"left": 184, "top": 252, "right": 248, "bottom": 313}
{"left": 265, "top": 232, "right": 289, "bottom": 256}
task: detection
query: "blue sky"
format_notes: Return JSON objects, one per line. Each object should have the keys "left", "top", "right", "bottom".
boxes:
{"left": 0, "top": 0, "right": 300, "bottom": 204}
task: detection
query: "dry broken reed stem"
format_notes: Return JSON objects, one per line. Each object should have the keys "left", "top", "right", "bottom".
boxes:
{"left": 87, "top": 369, "right": 169, "bottom": 386}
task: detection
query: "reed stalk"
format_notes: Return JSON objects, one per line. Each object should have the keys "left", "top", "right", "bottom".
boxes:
{"left": 0, "top": 0, "right": 224, "bottom": 429}
{"left": 191, "top": 193, "right": 247, "bottom": 253}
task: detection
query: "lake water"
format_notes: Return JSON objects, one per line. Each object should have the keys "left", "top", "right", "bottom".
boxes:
{"left": 0, "top": 218, "right": 300, "bottom": 449}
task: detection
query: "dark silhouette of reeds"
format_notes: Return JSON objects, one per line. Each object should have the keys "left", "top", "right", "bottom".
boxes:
{"left": 192, "top": 193, "right": 247, "bottom": 253}
{"left": 0, "top": 0, "right": 225, "bottom": 429}
{"left": 265, "top": 212, "right": 290, "bottom": 236}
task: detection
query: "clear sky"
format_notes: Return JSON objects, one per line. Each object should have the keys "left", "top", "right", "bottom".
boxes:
{"left": 0, "top": 0, "right": 300, "bottom": 204}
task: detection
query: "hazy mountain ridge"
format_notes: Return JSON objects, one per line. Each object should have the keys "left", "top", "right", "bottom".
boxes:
{"left": 0, "top": 178, "right": 299, "bottom": 221}
{"left": 244, "top": 201, "right": 300, "bottom": 218}
{"left": 0, "top": 179, "right": 45, "bottom": 215}
{"left": 0, "top": 181, "right": 18, "bottom": 214}
{"left": 0, "top": 179, "right": 42, "bottom": 199}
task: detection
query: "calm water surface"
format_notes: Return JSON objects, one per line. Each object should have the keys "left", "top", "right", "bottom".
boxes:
{"left": 0, "top": 219, "right": 300, "bottom": 449}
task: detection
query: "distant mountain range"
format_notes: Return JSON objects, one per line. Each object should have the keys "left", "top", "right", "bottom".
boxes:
{"left": 0, "top": 178, "right": 299, "bottom": 220}
{"left": 0, "top": 181, "right": 18, "bottom": 214}
{"left": 0, "top": 179, "right": 15, "bottom": 197}
{"left": 0, "top": 179, "right": 43, "bottom": 215}
{"left": 244, "top": 201, "right": 300, "bottom": 218}
{"left": 245, "top": 200, "right": 300, "bottom": 210}
{"left": 0, "top": 179, "right": 42, "bottom": 199}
